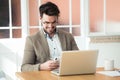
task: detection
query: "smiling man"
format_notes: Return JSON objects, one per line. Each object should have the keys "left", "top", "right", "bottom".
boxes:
{"left": 21, "top": 1, "right": 79, "bottom": 72}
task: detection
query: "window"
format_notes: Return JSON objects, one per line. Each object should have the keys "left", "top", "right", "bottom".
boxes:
{"left": 28, "top": 0, "right": 81, "bottom": 36}
{"left": 90, "top": 0, "right": 120, "bottom": 35}
{"left": 0, "top": 0, "right": 21, "bottom": 38}
{"left": 106, "top": 0, "right": 120, "bottom": 34}
{"left": 90, "top": 0, "right": 104, "bottom": 33}
{"left": 0, "top": 0, "right": 81, "bottom": 39}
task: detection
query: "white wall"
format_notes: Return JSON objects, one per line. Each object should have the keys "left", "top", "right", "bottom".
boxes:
{"left": 0, "top": 39, "right": 25, "bottom": 80}
{"left": 76, "top": 36, "right": 120, "bottom": 69}
{"left": 89, "top": 42, "right": 120, "bottom": 68}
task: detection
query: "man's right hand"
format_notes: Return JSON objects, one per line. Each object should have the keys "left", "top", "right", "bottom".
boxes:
{"left": 40, "top": 60, "right": 59, "bottom": 70}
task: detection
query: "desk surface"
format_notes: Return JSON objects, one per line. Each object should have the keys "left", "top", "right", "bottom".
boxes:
{"left": 16, "top": 68, "right": 120, "bottom": 80}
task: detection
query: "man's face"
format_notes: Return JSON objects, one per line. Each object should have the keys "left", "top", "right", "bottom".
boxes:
{"left": 41, "top": 14, "right": 58, "bottom": 35}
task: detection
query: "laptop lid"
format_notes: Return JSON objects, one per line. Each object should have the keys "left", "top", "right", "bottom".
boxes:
{"left": 51, "top": 50, "right": 98, "bottom": 76}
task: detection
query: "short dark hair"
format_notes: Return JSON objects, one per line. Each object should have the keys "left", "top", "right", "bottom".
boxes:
{"left": 39, "top": 2, "right": 60, "bottom": 17}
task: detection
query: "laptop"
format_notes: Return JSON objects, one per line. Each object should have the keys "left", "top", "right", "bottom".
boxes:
{"left": 51, "top": 50, "right": 98, "bottom": 76}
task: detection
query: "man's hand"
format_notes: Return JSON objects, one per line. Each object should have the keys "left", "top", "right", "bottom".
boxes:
{"left": 40, "top": 60, "right": 59, "bottom": 70}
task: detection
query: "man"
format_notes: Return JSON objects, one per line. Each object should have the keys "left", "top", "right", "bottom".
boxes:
{"left": 21, "top": 2, "right": 78, "bottom": 71}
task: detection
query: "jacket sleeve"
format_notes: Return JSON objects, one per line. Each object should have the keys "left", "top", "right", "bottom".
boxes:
{"left": 21, "top": 36, "right": 40, "bottom": 71}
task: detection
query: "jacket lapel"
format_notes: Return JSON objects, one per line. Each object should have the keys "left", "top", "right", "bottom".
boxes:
{"left": 38, "top": 31, "right": 50, "bottom": 58}
{"left": 57, "top": 29, "right": 66, "bottom": 51}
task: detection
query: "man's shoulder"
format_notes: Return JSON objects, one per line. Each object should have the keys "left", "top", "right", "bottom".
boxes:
{"left": 57, "top": 29, "right": 73, "bottom": 37}
{"left": 58, "top": 29, "right": 71, "bottom": 35}
{"left": 26, "top": 31, "right": 41, "bottom": 40}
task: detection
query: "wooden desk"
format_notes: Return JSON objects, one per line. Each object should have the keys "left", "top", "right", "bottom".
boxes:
{"left": 16, "top": 68, "right": 120, "bottom": 80}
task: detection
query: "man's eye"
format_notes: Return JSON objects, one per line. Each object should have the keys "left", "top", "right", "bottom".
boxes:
{"left": 46, "top": 22, "right": 49, "bottom": 24}
{"left": 53, "top": 22, "right": 56, "bottom": 24}
{"left": 44, "top": 22, "right": 49, "bottom": 24}
{"left": 43, "top": 21, "right": 57, "bottom": 25}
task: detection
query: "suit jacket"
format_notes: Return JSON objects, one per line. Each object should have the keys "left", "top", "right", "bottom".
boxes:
{"left": 21, "top": 29, "right": 79, "bottom": 71}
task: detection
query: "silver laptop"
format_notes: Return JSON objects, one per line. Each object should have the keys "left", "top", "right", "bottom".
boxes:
{"left": 51, "top": 50, "right": 98, "bottom": 76}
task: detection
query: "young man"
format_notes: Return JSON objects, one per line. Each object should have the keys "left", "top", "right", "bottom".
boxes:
{"left": 21, "top": 2, "right": 78, "bottom": 71}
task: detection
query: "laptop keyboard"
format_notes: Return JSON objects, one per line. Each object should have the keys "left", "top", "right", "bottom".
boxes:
{"left": 52, "top": 69, "right": 59, "bottom": 73}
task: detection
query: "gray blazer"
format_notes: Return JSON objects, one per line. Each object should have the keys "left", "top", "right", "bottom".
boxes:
{"left": 21, "top": 29, "right": 79, "bottom": 71}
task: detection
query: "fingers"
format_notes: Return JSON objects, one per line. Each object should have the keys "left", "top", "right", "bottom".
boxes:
{"left": 50, "top": 61, "right": 59, "bottom": 67}
{"left": 49, "top": 60, "right": 59, "bottom": 70}
{"left": 40, "top": 60, "right": 59, "bottom": 70}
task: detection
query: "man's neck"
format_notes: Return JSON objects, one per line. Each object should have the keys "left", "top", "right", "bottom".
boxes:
{"left": 43, "top": 29, "right": 57, "bottom": 38}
